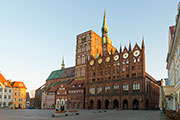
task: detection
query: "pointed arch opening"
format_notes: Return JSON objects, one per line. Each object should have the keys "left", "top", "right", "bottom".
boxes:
{"left": 97, "top": 100, "right": 101, "bottom": 109}
{"left": 89, "top": 100, "right": 94, "bottom": 109}
{"left": 133, "top": 99, "right": 139, "bottom": 110}
{"left": 123, "top": 99, "right": 128, "bottom": 110}
{"left": 113, "top": 99, "right": 119, "bottom": 109}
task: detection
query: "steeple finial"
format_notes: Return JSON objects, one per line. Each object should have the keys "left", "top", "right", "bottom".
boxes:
{"left": 142, "top": 36, "right": 145, "bottom": 48}
{"left": 120, "top": 44, "right": 122, "bottom": 53}
{"left": 129, "top": 41, "right": 131, "bottom": 51}
{"left": 61, "top": 56, "right": 65, "bottom": 69}
{"left": 102, "top": 8, "right": 108, "bottom": 44}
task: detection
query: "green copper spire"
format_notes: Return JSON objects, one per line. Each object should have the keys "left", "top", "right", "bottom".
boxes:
{"left": 61, "top": 56, "right": 65, "bottom": 69}
{"left": 102, "top": 8, "right": 108, "bottom": 44}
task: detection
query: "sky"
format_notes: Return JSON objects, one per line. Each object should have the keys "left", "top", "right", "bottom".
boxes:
{"left": 0, "top": 0, "right": 179, "bottom": 95}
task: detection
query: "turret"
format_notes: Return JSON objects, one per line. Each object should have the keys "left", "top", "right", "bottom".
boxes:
{"left": 61, "top": 56, "right": 65, "bottom": 69}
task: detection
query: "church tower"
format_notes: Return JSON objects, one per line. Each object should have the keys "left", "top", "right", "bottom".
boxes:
{"left": 101, "top": 9, "right": 115, "bottom": 55}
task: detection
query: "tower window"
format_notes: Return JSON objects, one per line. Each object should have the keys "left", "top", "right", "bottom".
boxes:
{"left": 132, "top": 66, "right": 135, "bottom": 70}
{"left": 132, "top": 73, "right": 136, "bottom": 77}
{"left": 126, "top": 74, "right": 129, "bottom": 78}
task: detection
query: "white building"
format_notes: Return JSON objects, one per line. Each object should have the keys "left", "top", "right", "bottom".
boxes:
{"left": 166, "top": 2, "right": 180, "bottom": 111}
{"left": 0, "top": 74, "right": 13, "bottom": 108}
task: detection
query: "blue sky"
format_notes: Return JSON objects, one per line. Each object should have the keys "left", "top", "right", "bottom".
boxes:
{"left": 0, "top": 0, "right": 179, "bottom": 93}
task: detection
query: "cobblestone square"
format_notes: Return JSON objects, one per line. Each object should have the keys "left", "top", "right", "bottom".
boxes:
{"left": 0, "top": 109, "right": 168, "bottom": 120}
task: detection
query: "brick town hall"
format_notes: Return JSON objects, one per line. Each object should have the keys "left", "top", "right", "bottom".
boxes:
{"left": 35, "top": 9, "right": 160, "bottom": 110}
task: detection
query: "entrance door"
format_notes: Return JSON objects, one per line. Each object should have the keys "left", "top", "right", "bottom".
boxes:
{"left": 123, "top": 99, "right": 128, "bottom": 110}
{"left": 105, "top": 99, "right": 110, "bottom": 109}
{"left": 113, "top": 99, "right": 119, "bottom": 109}
{"left": 133, "top": 99, "right": 139, "bottom": 110}
{"left": 97, "top": 100, "right": 101, "bottom": 109}
{"left": 90, "top": 100, "right": 94, "bottom": 109}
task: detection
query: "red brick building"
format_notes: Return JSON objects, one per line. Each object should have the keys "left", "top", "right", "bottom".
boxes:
{"left": 67, "top": 80, "right": 85, "bottom": 109}
{"left": 85, "top": 9, "right": 160, "bottom": 110}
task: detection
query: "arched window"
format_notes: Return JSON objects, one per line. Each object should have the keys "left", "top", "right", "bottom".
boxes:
{"left": 133, "top": 82, "right": 140, "bottom": 90}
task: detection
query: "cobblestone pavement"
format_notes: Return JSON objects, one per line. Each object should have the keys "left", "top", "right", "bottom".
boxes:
{"left": 0, "top": 109, "right": 168, "bottom": 120}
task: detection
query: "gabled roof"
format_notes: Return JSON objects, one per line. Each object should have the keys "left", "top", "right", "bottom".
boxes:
{"left": 47, "top": 66, "right": 75, "bottom": 81}
{"left": 0, "top": 73, "right": 11, "bottom": 87}
{"left": 12, "top": 81, "right": 27, "bottom": 89}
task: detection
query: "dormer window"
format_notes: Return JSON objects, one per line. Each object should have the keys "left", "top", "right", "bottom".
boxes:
{"left": 4, "top": 82, "right": 7, "bottom": 86}
{"left": 19, "top": 83, "right": 23, "bottom": 87}
{"left": 78, "top": 84, "right": 82, "bottom": 88}
{"left": 72, "top": 85, "right": 75, "bottom": 88}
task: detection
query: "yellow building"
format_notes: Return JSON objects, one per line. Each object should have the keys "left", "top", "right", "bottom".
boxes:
{"left": 12, "top": 81, "right": 27, "bottom": 109}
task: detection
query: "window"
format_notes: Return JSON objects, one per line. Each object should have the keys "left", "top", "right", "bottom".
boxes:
{"left": 134, "top": 59, "right": 136, "bottom": 63}
{"left": 105, "top": 86, "right": 110, "bottom": 92}
{"left": 15, "top": 92, "right": 17, "bottom": 96}
{"left": 137, "top": 58, "right": 140, "bottom": 62}
{"left": 72, "top": 85, "right": 76, "bottom": 88}
{"left": 4, "top": 95, "right": 7, "bottom": 99}
{"left": 126, "top": 74, "right": 129, "bottom": 78}
{"left": 123, "top": 67, "right": 125, "bottom": 72}
{"left": 8, "top": 102, "right": 11, "bottom": 106}
{"left": 77, "top": 70, "right": 80, "bottom": 77}
{"left": 133, "top": 83, "right": 140, "bottom": 90}
{"left": 5, "top": 89, "right": 7, "bottom": 92}
{"left": 82, "top": 55, "right": 85, "bottom": 64}
{"left": 97, "top": 87, "right": 102, "bottom": 94}
{"left": 19, "top": 98, "right": 21, "bottom": 102}
{"left": 19, "top": 83, "right": 23, "bottom": 87}
{"left": 4, "top": 82, "right": 7, "bottom": 86}
{"left": 8, "top": 95, "right": 11, "bottom": 99}
{"left": 0, "top": 88, "right": 2, "bottom": 92}
{"left": 113, "top": 85, "right": 119, "bottom": 90}
{"left": 123, "top": 84, "right": 129, "bottom": 91}
{"left": 117, "top": 68, "right": 120, "bottom": 73}
{"left": 15, "top": 98, "right": 16, "bottom": 101}
{"left": 132, "top": 73, "right": 136, "bottom": 77}
{"left": 89, "top": 88, "right": 95, "bottom": 94}
{"left": 132, "top": 66, "right": 135, "bottom": 70}
{"left": 81, "top": 69, "right": 85, "bottom": 76}
{"left": 117, "top": 62, "right": 120, "bottom": 66}
{"left": 78, "top": 84, "right": 82, "bottom": 88}
{"left": 3, "top": 102, "right": 6, "bottom": 106}
{"left": 0, "top": 95, "right": 2, "bottom": 98}
{"left": 9, "top": 89, "right": 11, "bottom": 92}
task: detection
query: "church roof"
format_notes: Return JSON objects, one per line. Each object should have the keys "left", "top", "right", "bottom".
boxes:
{"left": 47, "top": 66, "right": 75, "bottom": 81}
{"left": 48, "top": 79, "right": 74, "bottom": 92}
